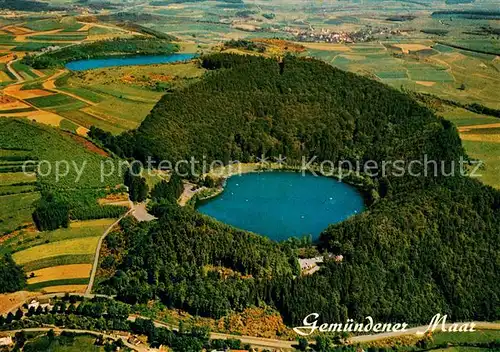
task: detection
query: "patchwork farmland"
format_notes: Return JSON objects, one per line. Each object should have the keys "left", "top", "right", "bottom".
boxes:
{"left": 0, "top": 148, "right": 39, "bottom": 235}
{"left": 0, "top": 119, "right": 128, "bottom": 294}
{"left": 5, "top": 219, "right": 117, "bottom": 293}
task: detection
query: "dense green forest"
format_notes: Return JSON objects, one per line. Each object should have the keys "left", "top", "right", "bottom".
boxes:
{"left": 0, "top": 254, "right": 26, "bottom": 293}
{"left": 97, "top": 53, "right": 463, "bottom": 185}
{"left": 224, "top": 39, "right": 266, "bottom": 52}
{"left": 97, "top": 208, "right": 298, "bottom": 317}
{"left": 432, "top": 10, "right": 500, "bottom": 19}
{"left": 22, "top": 38, "right": 179, "bottom": 69}
{"left": 93, "top": 54, "right": 499, "bottom": 326}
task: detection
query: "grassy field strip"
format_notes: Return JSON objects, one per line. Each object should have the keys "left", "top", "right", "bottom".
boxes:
{"left": 432, "top": 329, "right": 500, "bottom": 345}
{"left": 59, "top": 87, "right": 106, "bottom": 104}
{"left": 0, "top": 184, "right": 36, "bottom": 195}
{"left": 0, "top": 172, "right": 36, "bottom": 185}
{"left": 12, "top": 236, "right": 101, "bottom": 265}
{"left": 27, "top": 278, "right": 89, "bottom": 291}
{"left": 49, "top": 101, "right": 88, "bottom": 113}
{"left": 460, "top": 133, "right": 500, "bottom": 144}
{"left": 81, "top": 105, "right": 144, "bottom": 131}
{"left": 440, "top": 107, "right": 500, "bottom": 127}
{"left": 85, "top": 85, "right": 160, "bottom": 104}
{"left": 0, "top": 192, "right": 40, "bottom": 235}
{"left": 27, "top": 264, "right": 92, "bottom": 284}
{"left": 38, "top": 284, "right": 88, "bottom": 294}
{"left": 22, "top": 254, "right": 95, "bottom": 272}
{"left": 5, "top": 218, "right": 116, "bottom": 255}
{"left": 26, "top": 93, "right": 87, "bottom": 108}
{"left": 458, "top": 123, "right": 500, "bottom": 132}
{"left": 462, "top": 140, "right": 500, "bottom": 189}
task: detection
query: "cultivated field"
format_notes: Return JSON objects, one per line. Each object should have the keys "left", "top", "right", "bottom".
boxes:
{"left": 54, "top": 61, "right": 204, "bottom": 134}
{"left": 23, "top": 333, "right": 108, "bottom": 351}
{"left": 5, "top": 219, "right": 116, "bottom": 293}
{"left": 461, "top": 140, "right": 500, "bottom": 189}
{"left": 0, "top": 146, "right": 39, "bottom": 235}
{"left": 302, "top": 40, "right": 500, "bottom": 110}
{"left": 0, "top": 117, "right": 125, "bottom": 278}
{"left": 0, "top": 291, "right": 36, "bottom": 315}
{"left": 28, "top": 264, "right": 92, "bottom": 284}
{"left": 13, "top": 236, "right": 101, "bottom": 265}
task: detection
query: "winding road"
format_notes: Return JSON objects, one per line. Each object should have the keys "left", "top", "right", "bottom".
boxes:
{"left": 3, "top": 318, "right": 500, "bottom": 350}
{"left": 6, "top": 58, "right": 24, "bottom": 83}
{"left": 85, "top": 201, "right": 134, "bottom": 295}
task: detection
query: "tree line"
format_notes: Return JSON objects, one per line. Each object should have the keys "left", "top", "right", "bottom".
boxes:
{"left": 32, "top": 191, "right": 128, "bottom": 231}
{"left": 0, "top": 296, "right": 245, "bottom": 352}
{"left": 0, "top": 254, "right": 26, "bottom": 293}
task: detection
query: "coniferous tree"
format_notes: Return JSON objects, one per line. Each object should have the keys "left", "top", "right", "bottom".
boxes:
{"left": 0, "top": 254, "right": 26, "bottom": 293}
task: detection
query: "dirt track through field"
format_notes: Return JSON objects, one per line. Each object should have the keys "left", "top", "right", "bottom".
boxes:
{"left": 41, "top": 70, "right": 66, "bottom": 90}
{"left": 14, "top": 28, "right": 64, "bottom": 43}
{"left": 4, "top": 85, "right": 54, "bottom": 99}
{"left": 43, "top": 69, "right": 97, "bottom": 106}
{"left": 0, "top": 69, "right": 90, "bottom": 131}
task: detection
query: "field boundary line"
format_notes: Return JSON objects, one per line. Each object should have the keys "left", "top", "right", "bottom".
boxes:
{"left": 6, "top": 58, "right": 24, "bottom": 83}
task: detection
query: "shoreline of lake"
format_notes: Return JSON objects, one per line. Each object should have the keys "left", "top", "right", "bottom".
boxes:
{"left": 184, "top": 162, "right": 376, "bottom": 208}
{"left": 65, "top": 53, "right": 197, "bottom": 71}
{"left": 195, "top": 170, "right": 366, "bottom": 241}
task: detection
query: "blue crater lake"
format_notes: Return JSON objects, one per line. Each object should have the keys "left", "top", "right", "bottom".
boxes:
{"left": 65, "top": 53, "right": 196, "bottom": 71}
{"left": 197, "top": 172, "right": 365, "bottom": 242}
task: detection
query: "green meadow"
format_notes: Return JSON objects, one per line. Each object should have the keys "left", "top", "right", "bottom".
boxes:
{"left": 27, "top": 93, "right": 87, "bottom": 109}
{"left": 53, "top": 61, "right": 204, "bottom": 134}
{"left": 0, "top": 192, "right": 40, "bottom": 235}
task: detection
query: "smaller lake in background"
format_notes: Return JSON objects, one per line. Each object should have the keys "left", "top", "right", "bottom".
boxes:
{"left": 197, "top": 172, "right": 365, "bottom": 242}
{"left": 65, "top": 53, "right": 196, "bottom": 71}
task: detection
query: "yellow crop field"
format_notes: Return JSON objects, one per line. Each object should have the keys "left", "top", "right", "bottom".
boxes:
{"left": 27, "top": 264, "right": 92, "bottom": 284}
{"left": 0, "top": 71, "right": 11, "bottom": 82}
{"left": 70, "top": 218, "right": 116, "bottom": 228}
{"left": 460, "top": 133, "right": 500, "bottom": 143}
{"left": 41, "top": 285, "right": 87, "bottom": 294}
{"left": 299, "top": 42, "right": 352, "bottom": 51}
{"left": 13, "top": 236, "right": 100, "bottom": 265}
{"left": 393, "top": 44, "right": 431, "bottom": 54}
